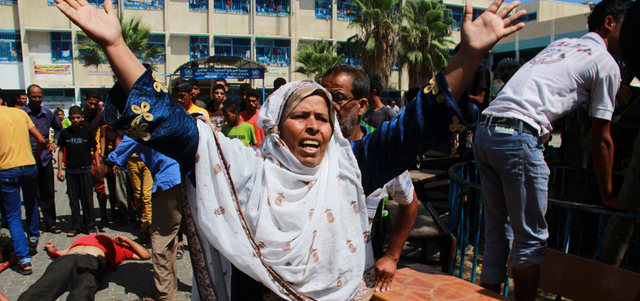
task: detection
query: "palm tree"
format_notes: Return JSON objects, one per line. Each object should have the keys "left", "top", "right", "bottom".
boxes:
{"left": 294, "top": 40, "right": 345, "bottom": 83}
{"left": 347, "top": 0, "right": 402, "bottom": 87}
{"left": 398, "top": 0, "right": 455, "bottom": 88}
{"left": 77, "top": 16, "right": 163, "bottom": 69}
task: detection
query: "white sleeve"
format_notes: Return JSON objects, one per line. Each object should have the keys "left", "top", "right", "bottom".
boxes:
{"left": 590, "top": 59, "right": 620, "bottom": 121}
{"left": 384, "top": 170, "right": 415, "bottom": 205}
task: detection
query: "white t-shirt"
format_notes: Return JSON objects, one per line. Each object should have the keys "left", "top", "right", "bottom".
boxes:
{"left": 483, "top": 32, "right": 620, "bottom": 137}
{"left": 365, "top": 170, "right": 414, "bottom": 223}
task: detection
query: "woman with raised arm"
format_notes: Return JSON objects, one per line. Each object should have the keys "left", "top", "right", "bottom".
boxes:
{"left": 54, "top": 0, "right": 525, "bottom": 299}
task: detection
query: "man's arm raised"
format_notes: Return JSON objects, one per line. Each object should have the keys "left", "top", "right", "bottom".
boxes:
{"left": 55, "top": 0, "right": 145, "bottom": 94}
{"left": 444, "top": 0, "right": 526, "bottom": 101}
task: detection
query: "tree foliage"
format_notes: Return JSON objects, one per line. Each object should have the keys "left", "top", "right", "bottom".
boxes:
{"left": 77, "top": 16, "right": 163, "bottom": 69}
{"left": 348, "top": 0, "right": 402, "bottom": 87}
{"left": 295, "top": 40, "right": 345, "bottom": 83}
{"left": 398, "top": 0, "right": 455, "bottom": 88}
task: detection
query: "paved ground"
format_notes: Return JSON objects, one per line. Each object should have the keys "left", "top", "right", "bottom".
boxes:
{"left": 0, "top": 176, "right": 193, "bottom": 300}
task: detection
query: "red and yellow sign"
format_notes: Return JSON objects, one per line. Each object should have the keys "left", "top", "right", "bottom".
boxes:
{"left": 35, "top": 65, "right": 71, "bottom": 75}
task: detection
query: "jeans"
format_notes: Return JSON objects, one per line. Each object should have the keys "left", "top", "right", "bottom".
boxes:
{"left": 473, "top": 123, "right": 550, "bottom": 284}
{"left": 0, "top": 165, "right": 39, "bottom": 264}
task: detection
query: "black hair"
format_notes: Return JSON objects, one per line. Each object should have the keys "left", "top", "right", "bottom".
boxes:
{"left": 215, "top": 78, "right": 228, "bottom": 86}
{"left": 18, "top": 91, "right": 27, "bottom": 97}
{"left": 0, "top": 88, "right": 5, "bottom": 102}
{"left": 588, "top": 0, "right": 631, "bottom": 32}
{"left": 323, "top": 64, "right": 370, "bottom": 100}
{"left": 213, "top": 84, "right": 226, "bottom": 93}
{"left": 69, "top": 105, "right": 83, "bottom": 116}
{"left": 187, "top": 78, "right": 199, "bottom": 87}
{"left": 273, "top": 77, "right": 286, "bottom": 90}
{"left": 368, "top": 74, "right": 383, "bottom": 96}
{"left": 223, "top": 102, "right": 240, "bottom": 114}
{"left": 84, "top": 91, "right": 100, "bottom": 100}
{"left": 54, "top": 108, "right": 64, "bottom": 115}
{"left": 239, "top": 83, "right": 252, "bottom": 95}
{"left": 172, "top": 79, "right": 193, "bottom": 94}
{"left": 246, "top": 89, "right": 260, "bottom": 100}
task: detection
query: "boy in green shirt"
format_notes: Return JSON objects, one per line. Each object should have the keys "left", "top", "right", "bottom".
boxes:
{"left": 221, "top": 103, "right": 257, "bottom": 147}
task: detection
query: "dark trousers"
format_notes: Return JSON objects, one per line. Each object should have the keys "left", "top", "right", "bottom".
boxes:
{"left": 18, "top": 253, "right": 104, "bottom": 301}
{"left": 104, "top": 170, "right": 128, "bottom": 223}
{"left": 67, "top": 172, "right": 96, "bottom": 232}
{"left": 38, "top": 161, "right": 57, "bottom": 229}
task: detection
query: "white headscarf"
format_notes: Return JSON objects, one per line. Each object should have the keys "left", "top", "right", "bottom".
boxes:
{"left": 188, "top": 81, "right": 374, "bottom": 300}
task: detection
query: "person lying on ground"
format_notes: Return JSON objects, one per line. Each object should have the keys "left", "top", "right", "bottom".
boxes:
{"left": 18, "top": 234, "right": 151, "bottom": 300}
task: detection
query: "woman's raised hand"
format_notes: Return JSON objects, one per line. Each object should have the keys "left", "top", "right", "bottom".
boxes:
{"left": 55, "top": 0, "right": 122, "bottom": 50}
{"left": 55, "top": 0, "right": 146, "bottom": 94}
{"left": 460, "top": 0, "right": 526, "bottom": 56}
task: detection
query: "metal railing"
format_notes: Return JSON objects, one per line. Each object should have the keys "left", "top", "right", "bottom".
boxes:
{"left": 448, "top": 161, "right": 640, "bottom": 290}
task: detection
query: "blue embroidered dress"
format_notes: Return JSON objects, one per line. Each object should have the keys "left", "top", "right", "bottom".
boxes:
{"left": 104, "top": 69, "right": 471, "bottom": 195}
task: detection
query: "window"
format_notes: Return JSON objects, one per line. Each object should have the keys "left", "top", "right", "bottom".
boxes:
{"left": 48, "top": 0, "right": 117, "bottom": 6}
{"left": 445, "top": 5, "right": 463, "bottom": 30}
{"left": 214, "top": 0, "right": 250, "bottom": 13}
{"left": 315, "top": 0, "right": 331, "bottom": 19}
{"left": 515, "top": 12, "right": 538, "bottom": 24}
{"left": 255, "top": 0, "right": 289, "bottom": 15}
{"left": 337, "top": 0, "right": 356, "bottom": 20}
{"left": 214, "top": 37, "right": 251, "bottom": 58}
{"left": 190, "top": 36, "right": 209, "bottom": 60}
{"left": 0, "top": 0, "right": 17, "bottom": 3}
{"left": 256, "top": 39, "right": 289, "bottom": 66}
{"left": 0, "top": 31, "right": 21, "bottom": 62}
{"left": 337, "top": 41, "right": 360, "bottom": 67}
{"left": 124, "top": 0, "right": 164, "bottom": 9}
{"left": 145, "top": 34, "right": 165, "bottom": 62}
{"left": 190, "top": 0, "right": 208, "bottom": 11}
{"left": 472, "top": 8, "right": 484, "bottom": 20}
{"left": 51, "top": 32, "right": 72, "bottom": 62}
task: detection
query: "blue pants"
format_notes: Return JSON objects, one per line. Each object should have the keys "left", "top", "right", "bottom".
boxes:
{"left": 473, "top": 123, "right": 549, "bottom": 284}
{"left": 0, "top": 165, "right": 39, "bottom": 264}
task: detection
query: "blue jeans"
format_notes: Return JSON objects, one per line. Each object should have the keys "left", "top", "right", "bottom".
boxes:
{"left": 473, "top": 123, "right": 550, "bottom": 284}
{"left": 0, "top": 165, "right": 39, "bottom": 264}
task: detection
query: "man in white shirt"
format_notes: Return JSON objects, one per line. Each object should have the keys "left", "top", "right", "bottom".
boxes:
{"left": 472, "top": 0, "right": 631, "bottom": 299}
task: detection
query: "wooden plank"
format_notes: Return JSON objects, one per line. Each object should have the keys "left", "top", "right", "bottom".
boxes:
{"left": 409, "top": 170, "right": 436, "bottom": 183}
{"left": 372, "top": 265, "right": 506, "bottom": 300}
{"left": 539, "top": 248, "right": 640, "bottom": 301}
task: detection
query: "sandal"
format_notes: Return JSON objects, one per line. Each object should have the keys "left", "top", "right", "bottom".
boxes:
{"left": 176, "top": 245, "right": 184, "bottom": 260}
{"left": 49, "top": 226, "right": 61, "bottom": 234}
{"left": 17, "top": 262, "right": 32, "bottom": 276}
{"left": 67, "top": 231, "right": 78, "bottom": 237}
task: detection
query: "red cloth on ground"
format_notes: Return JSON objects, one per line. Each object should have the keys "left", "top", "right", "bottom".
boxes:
{"left": 69, "top": 234, "right": 136, "bottom": 269}
{"left": 240, "top": 110, "right": 264, "bottom": 147}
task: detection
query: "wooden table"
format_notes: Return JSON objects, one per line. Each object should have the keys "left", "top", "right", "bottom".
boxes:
{"left": 372, "top": 264, "right": 506, "bottom": 301}
{"left": 409, "top": 169, "right": 437, "bottom": 183}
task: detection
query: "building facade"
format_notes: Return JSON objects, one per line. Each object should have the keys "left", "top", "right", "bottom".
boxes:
{"left": 0, "top": 0, "right": 590, "bottom": 107}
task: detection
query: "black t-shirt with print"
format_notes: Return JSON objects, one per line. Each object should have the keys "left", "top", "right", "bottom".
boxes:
{"left": 58, "top": 125, "right": 96, "bottom": 171}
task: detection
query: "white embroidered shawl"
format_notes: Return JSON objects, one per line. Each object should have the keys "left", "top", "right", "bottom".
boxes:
{"left": 187, "top": 81, "right": 374, "bottom": 300}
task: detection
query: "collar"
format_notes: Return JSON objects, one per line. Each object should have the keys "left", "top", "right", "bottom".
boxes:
{"left": 582, "top": 32, "right": 607, "bottom": 49}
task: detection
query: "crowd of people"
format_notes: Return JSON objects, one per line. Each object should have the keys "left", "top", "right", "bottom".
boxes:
{"left": 0, "top": 0, "right": 638, "bottom": 299}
